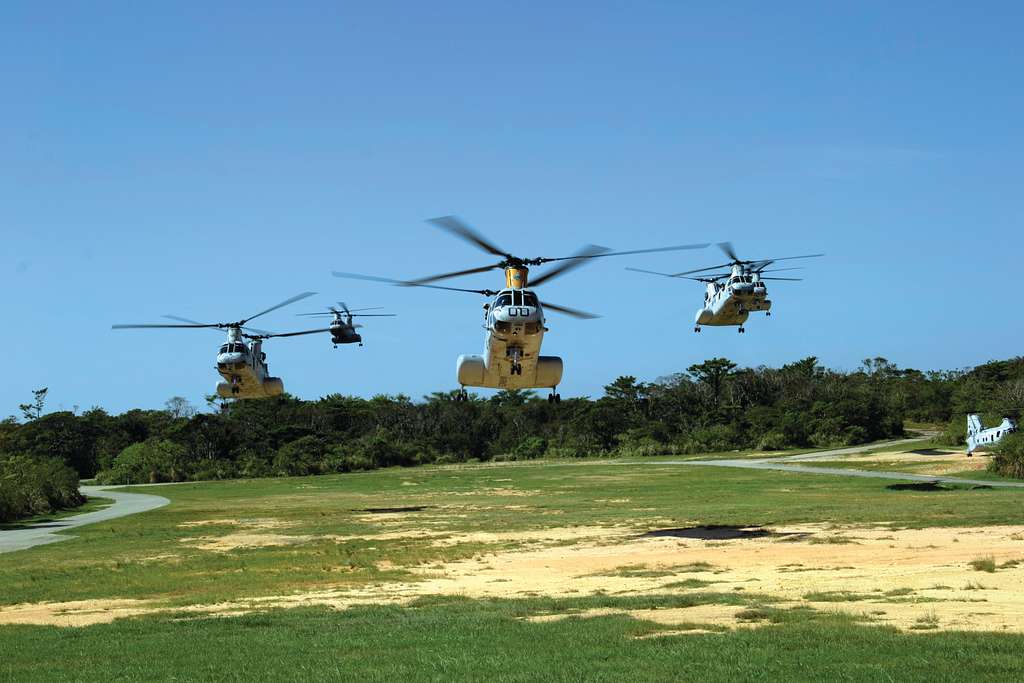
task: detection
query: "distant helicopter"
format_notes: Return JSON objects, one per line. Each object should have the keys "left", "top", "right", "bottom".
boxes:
{"left": 112, "top": 292, "right": 317, "bottom": 399}
{"left": 292, "top": 302, "right": 396, "bottom": 347}
{"left": 334, "top": 216, "right": 707, "bottom": 402}
{"left": 967, "top": 413, "right": 1018, "bottom": 456}
{"left": 626, "top": 242, "right": 823, "bottom": 333}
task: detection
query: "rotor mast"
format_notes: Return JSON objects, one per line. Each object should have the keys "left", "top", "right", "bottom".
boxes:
{"left": 505, "top": 265, "right": 529, "bottom": 289}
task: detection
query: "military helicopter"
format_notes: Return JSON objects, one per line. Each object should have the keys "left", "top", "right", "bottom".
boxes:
{"left": 334, "top": 216, "right": 708, "bottom": 402}
{"left": 292, "top": 302, "right": 396, "bottom": 347}
{"left": 112, "top": 292, "right": 317, "bottom": 399}
{"left": 626, "top": 242, "right": 823, "bottom": 333}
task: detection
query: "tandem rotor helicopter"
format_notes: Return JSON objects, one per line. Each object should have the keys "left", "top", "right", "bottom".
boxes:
{"left": 626, "top": 242, "right": 824, "bottom": 334}
{"left": 112, "top": 292, "right": 326, "bottom": 399}
{"left": 293, "top": 302, "right": 396, "bottom": 348}
{"left": 335, "top": 216, "right": 708, "bottom": 402}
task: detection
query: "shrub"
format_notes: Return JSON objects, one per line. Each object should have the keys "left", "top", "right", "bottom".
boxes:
{"left": 0, "top": 455, "right": 84, "bottom": 522}
{"left": 514, "top": 436, "right": 547, "bottom": 460}
{"left": 97, "top": 439, "right": 189, "bottom": 485}
{"left": 756, "top": 431, "right": 790, "bottom": 451}
{"left": 988, "top": 432, "right": 1024, "bottom": 479}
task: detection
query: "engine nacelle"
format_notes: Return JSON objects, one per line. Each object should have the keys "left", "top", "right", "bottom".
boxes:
{"left": 457, "top": 354, "right": 486, "bottom": 386}
{"left": 216, "top": 377, "right": 284, "bottom": 399}
{"left": 535, "top": 356, "right": 563, "bottom": 388}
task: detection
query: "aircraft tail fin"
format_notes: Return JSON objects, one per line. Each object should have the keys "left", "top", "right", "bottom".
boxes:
{"left": 967, "top": 414, "right": 983, "bottom": 436}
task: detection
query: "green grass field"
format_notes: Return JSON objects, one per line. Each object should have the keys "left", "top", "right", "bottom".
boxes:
{"left": 3, "top": 455, "right": 1024, "bottom": 681}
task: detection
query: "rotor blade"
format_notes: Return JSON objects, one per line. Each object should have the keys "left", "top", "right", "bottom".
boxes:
{"left": 718, "top": 241, "right": 739, "bottom": 262}
{"left": 624, "top": 266, "right": 684, "bottom": 279}
{"left": 756, "top": 266, "right": 804, "bottom": 274}
{"left": 241, "top": 326, "right": 274, "bottom": 336}
{"left": 752, "top": 253, "right": 825, "bottom": 264}
{"left": 338, "top": 301, "right": 351, "bottom": 317}
{"left": 262, "top": 328, "right": 332, "bottom": 339}
{"left": 427, "top": 215, "right": 509, "bottom": 258}
{"left": 112, "top": 323, "right": 219, "bottom": 330}
{"left": 538, "top": 242, "right": 709, "bottom": 264}
{"left": 349, "top": 313, "right": 397, "bottom": 317}
{"left": 344, "top": 306, "right": 385, "bottom": 313}
{"left": 242, "top": 292, "right": 317, "bottom": 325}
{"left": 529, "top": 245, "right": 611, "bottom": 287}
{"left": 296, "top": 312, "right": 336, "bottom": 317}
{"left": 760, "top": 277, "right": 803, "bottom": 281}
{"left": 539, "top": 301, "right": 600, "bottom": 319}
{"left": 162, "top": 314, "right": 210, "bottom": 326}
{"left": 332, "top": 271, "right": 496, "bottom": 296}
{"left": 405, "top": 263, "right": 502, "bottom": 286}
{"left": 672, "top": 262, "right": 735, "bottom": 276}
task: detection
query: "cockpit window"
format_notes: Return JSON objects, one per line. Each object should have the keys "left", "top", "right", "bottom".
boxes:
{"left": 523, "top": 291, "right": 538, "bottom": 307}
{"left": 495, "top": 293, "right": 513, "bottom": 307}
{"left": 220, "top": 345, "right": 229, "bottom": 353}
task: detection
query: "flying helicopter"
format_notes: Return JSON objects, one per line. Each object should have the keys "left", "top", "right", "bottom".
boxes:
{"left": 334, "top": 215, "right": 708, "bottom": 402}
{"left": 626, "top": 242, "right": 823, "bottom": 333}
{"left": 292, "top": 302, "right": 396, "bottom": 347}
{"left": 112, "top": 292, "right": 317, "bottom": 399}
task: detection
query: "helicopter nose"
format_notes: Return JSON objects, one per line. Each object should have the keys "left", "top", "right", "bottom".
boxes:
{"left": 493, "top": 306, "right": 541, "bottom": 323}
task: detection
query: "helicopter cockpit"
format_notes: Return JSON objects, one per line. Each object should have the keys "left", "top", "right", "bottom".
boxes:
{"left": 487, "top": 289, "right": 543, "bottom": 336}
{"left": 492, "top": 290, "right": 540, "bottom": 309}
{"left": 219, "top": 342, "right": 249, "bottom": 355}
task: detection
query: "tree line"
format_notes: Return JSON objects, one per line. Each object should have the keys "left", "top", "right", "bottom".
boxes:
{"left": 2, "top": 356, "right": 1023, "bottom": 521}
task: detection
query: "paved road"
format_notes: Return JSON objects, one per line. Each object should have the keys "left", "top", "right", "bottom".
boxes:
{"left": 648, "top": 459, "right": 1024, "bottom": 489}
{"left": 0, "top": 486, "right": 169, "bottom": 554}
{"left": 625, "top": 434, "right": 1024, "bottom": 489}
{"left": 770, "top": 436, "right": 936, "bottom": 462}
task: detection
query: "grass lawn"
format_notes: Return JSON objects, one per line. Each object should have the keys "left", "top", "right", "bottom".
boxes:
{"left": 2, "top": 457, "right": 1024, "bottom": 681}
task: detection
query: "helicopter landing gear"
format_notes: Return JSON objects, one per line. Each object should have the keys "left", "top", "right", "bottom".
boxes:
{"left": 694, "top": 326, "right": 701, "bottom": 333}
{"left": 547, "top": 391, "right": 561, "bottom": 404}
{"left": 766, "top": 311, "right": 771, "bottom": 317}
{"left": 738, "top": 326, "right": 746, "bottom": 334}
{"left": 456, "top": 388, "right": 469, "bottom": 402}
{"left": 507, "top": 346, "right": 523, "bottom": 375}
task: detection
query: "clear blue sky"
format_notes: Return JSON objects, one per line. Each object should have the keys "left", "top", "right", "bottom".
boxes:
{"left": 2, "top": 2, "right": 1022, "bottom": 417}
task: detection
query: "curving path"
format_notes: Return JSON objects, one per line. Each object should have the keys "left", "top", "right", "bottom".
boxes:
{"left": 0, "top": 485, "right": 169, "bottom": 554}
{"left": 624, "top": 435, "right": 1024, "bottom": 489}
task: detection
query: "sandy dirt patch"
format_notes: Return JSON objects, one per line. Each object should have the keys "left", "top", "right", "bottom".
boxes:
{"left": 181, "top": 533, "right": 315, "bottom": 552}
{"left": 8, "top": 523, "right": 1024, "bottom": 633}
{"left": 0, "top": 599, "right": 157, "bottom": 627}
{"left": 810, "top": 448, "right": 989, "bottom": 475}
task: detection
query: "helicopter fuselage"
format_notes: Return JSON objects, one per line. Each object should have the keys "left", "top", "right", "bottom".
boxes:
{"left": 214, "top": 333, "right": 283, "bottom": 399}
{"left": 329, "top": 321, "right": 363, "bottom": 346}
{"left": 456, "top": 288, "right": 563, "bottom": 390}
{"left": 695, "top": 270, "right": 771, "bottom": 328}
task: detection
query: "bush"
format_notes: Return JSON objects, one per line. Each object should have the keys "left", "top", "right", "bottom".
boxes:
{"left": 756, "top": 431, "right": 790, "bottom": 451}
{"left": 514, "top": 436, "right": 547, "bottom": 460}
{"left": 988, "top": 432, "right": 1024, "bottom": 479}
{"left": 0, "top": 455, "right": 84, "bottom": 522}
{"left": 97, "top": 439, "right": 189, "bottom": 485}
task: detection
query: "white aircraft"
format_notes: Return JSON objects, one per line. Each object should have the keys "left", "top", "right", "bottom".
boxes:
{"left": 112, "top": 292, "right": 317, "bottom": 399}
{"left": 627, "top": 242, "right": 823, "bottom": 333}
{"left": 335, "top": 215, "right": 707, "bottom": 402}
{"left": 967, "top": 414, "right": 1018, "bottom": 455}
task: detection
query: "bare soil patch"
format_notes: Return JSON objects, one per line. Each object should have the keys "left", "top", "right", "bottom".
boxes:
{"left": 7, "top": 522, "right": 1024, "bottom": 633}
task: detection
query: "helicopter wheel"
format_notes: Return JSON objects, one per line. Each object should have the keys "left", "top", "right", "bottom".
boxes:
{"left": 738, "top": 327, "right": 745, "bottom": 334}
{"left": 766, "top": 311, "right": 771, "bottom": 317}
{"left": 694, "top": 326, "right": 701, "bottom": 333}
